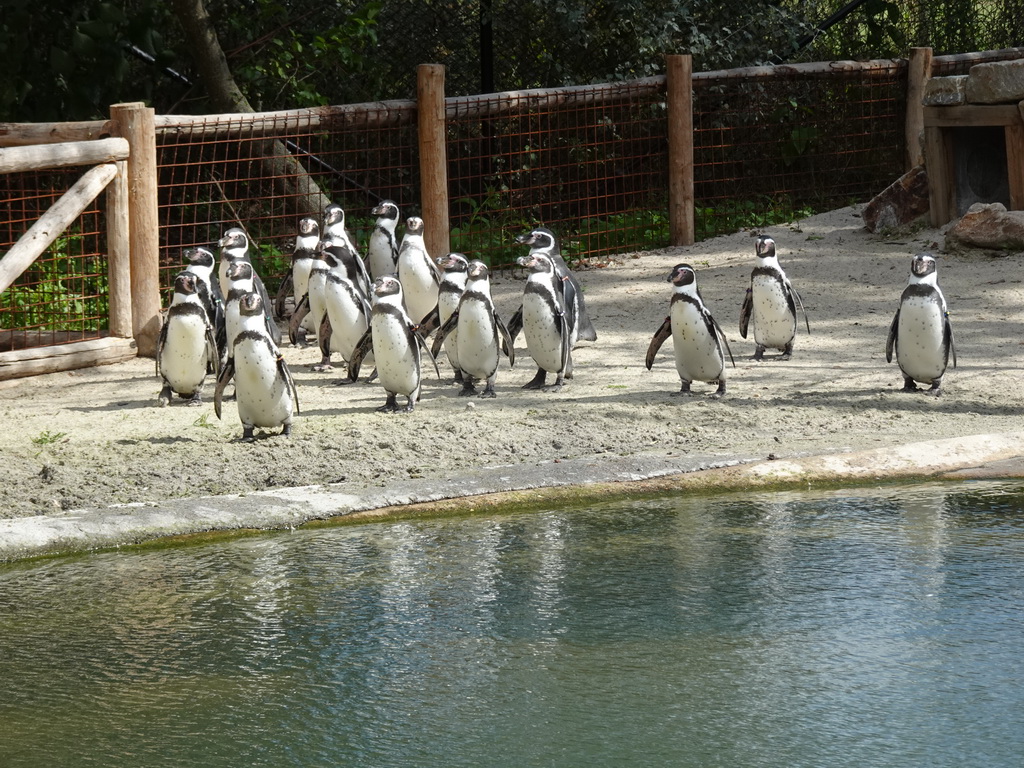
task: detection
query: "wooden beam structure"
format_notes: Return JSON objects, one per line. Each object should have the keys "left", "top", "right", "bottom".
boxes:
{"left": 666, "top": 54, "right": 695, "bottom": 247}
{"left": 0, "top": 337, "right": 137, "bottom": 381}
{"left": 417, "top": 64, "right": 451, "bottom": 259}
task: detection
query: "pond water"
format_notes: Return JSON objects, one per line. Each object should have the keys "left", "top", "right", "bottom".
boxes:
{"left": 1, "top": 480, "right": 1023, "bottom": 767}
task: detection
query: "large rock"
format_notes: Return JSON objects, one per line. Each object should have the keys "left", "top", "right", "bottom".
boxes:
{"left": 945, "top": 202, "right": 1024, "bottom": 251}
{"left": 923, "top": 75, "right": 968, "bottom": 106}
{"left": 862, "top": 166, "right": 930, "bottom": 233}
{"left": 966, "top": 59, "right": 1024, "bottom": 104}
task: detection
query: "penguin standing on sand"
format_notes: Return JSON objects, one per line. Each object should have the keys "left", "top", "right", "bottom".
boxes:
{"left": 347, "top": 275, "right": 439, "bottom": 412}
{"left": 223, "top": 261, "right": 279, "bottom": 360}
{"left": 319, "top": 242, "right": 373, "bottom": 374}
{"left": 739, "top": 235, "right": 808, "bottom": 360}
{"left": 396, "top": 216, "right": 439, "bottom": 325}
{"left": 366, "top": 200, "right": 401, "bottom": 280}
{"left": 432, "top": 260, "right": 514, "bottom": 397}
{"left": 516, "top": 251, "right": 572, "bottom": 390}
{"left": 183, "top": 246, "right": 225, "bottom": 369}
{"left": 156, "top": 271, "right": 219, "bottom": 406}
{"left": 323, "top": 203, "right": 371, "bottom": 296}
{"left": 299, "top": 246, "right": 332, "bottom": 370}
{"left": 646, "top": 263, "right": 734, "bottom": 397}
{"left": 217, "top": 226, "right": 281, "bottom": 346}
{"left": 509, "top": 227, "right": 597, "bottom": 345}
{"left": 215, "top": 291, "right": 299, "bottom": 440}
{"left": 275, "top": 215, "right": 319, "bottom": 323}
{"left": 420, "top": 252, "right": 470, "bottom": 382}
{"left": 886, "top": 252, "right": 956, "bottom": 396}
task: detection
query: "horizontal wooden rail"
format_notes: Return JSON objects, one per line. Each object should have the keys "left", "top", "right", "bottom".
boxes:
{"left": 0, "top": 119, "right": 111, "bottom": 147}
{"left": 0, "top": 137, "right": 129, "bottom": 174}
{"left": 0, "top": 337, "right": 137, "bottom": 381}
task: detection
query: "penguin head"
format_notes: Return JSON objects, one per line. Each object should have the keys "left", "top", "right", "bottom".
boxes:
{"left": 226, "top": 260, "right": 254, "bottom": 283}
{"left": 323, "top": 203, "right": 345, "bottom": 228}
{"left": 371, "top": 200, "right": 400, "bottom": 222}
{"left": 185, "top": 247, "right": 215, "bottom": 270}
{"left": 405, "top": 216, "right": 425, "bottom": 236}
{"left": 754, "top": 235, "right": 776, "bottom": 260}
{"left": 218, "top": 227, "right": 249, "bottom": 254}
{"left": 372, "top": 274, "right": 403, "bottom": 300}
{"left": 910, "top": 252, "right": 937, "bottom": 280}
{"left": 668, "top": 263, "right": 697, "bottom": 287}
{"left": 516, "top": 253, "right": 555, "bottom": 274}
{"left": 239, "top": 291, "right": 264, "bottom": 317}
{"left": 468, "top": 260, "right": 490, "bottom": 281}
{"left": 173, "top": 271, "right": 198, "bottom": 296}
{"left": 515, "top": 227, "right": 557, "bottom": 254}
{"left": 437, "top": 252, "right": 470, "bottom": 273}
{"left": 297, "top": 216, "right": 319, "bottom": 238}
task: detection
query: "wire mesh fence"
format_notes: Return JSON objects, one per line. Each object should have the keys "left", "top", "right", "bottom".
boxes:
{"left": 0, "top": 170, "right": 108, "bottom": 351}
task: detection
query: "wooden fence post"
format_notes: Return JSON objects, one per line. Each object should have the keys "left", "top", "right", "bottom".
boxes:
{"left": 105, "top": 159, "right": 133, "bottom": 338}
{"left": 418, "top": 64, "right": 451, "bottom": 258}
{"left": 666, "top": 54, "right": 695, "bottom": 246}
{"left": 906, "top": 47, "right": 933, "bottom": 170}
{"left": 110, "top": 102, "right": 161, "bottom": 357}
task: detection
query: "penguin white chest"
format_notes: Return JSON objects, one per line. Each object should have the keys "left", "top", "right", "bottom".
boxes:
{"left": 457, "top": 301, "right": 499, "bottom": 378}
{"left": 367, "top": 231, "right": 396, "bottom": 279}
{"left": 372, "top": 313, "right": 419, "bottom": 396}
{"left": 751, "top": 273, "right": 796, "bottom": 348}
{"left": 671, "top": 301, "right": 723, "bottom": 382}
{"left": 522, "top": 290, "right": 564, "bottom": 373}
{"left": 398, "top": 251, "right": 438, "bottom": 325}
{"left": 437, "top": 290, "right": 462, "bottom": 369}
{"left": 233, "top": 341, "right": 293, "bottom": 428}
{"left": 306, "top": 268, "right": 328, "bottom": 328}
{"left": 896, "top": 296, "right": 947, "bottom": 382}
{"left": 324, "top": 280, "right": 370, "bottom": 360}
{"left": 161, "top": 314, "right": 209, "bottom": 393}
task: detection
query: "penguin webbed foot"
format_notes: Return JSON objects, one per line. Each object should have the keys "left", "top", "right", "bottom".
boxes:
{"left": 281, "top": 423, "right": 292, "bottom": 437}
{"left": 312, "top": 356, "right": 334, "bottom": 373}
{"left": 452, "top": 369, "right": 464, "bottom": 384}
{"left": 545, "top": 375, "right": 565, "bottom": 392}
{"left": 780, "top": 342, "right": 794, "bottom": 360}
{"left": 158, "top": 383, "right": 172, "bottom": 407}
{"left": 522, "top": 368, "right": 547, "bottom": 390}
{"left": 186, "top": 392, "right": 203, "bottom": 407}
{"left": 241, "top": 426, "right": 256, "bottom": 442}
{"left": 753, "top": 345, "right": 766, "bottom": 362}
{"left": 458, "top": 379, "right": 478, "bottom": 397}
{"left": 481, "top": 383, "right": 497, "bottom": 398}
{"left": 927, "top": 378, "right": 943, "bottom": 397}
{"left": 671, "top": 381, "right": 693, "bottom": 397}
{"left": 901, "top": 377, "right": 919, "bottom": 392}
{"left": 377, "top": 394, "right": 400, "bottom": 413}
{"left": 711, "top": 380, "right": 727, "bottom": 399}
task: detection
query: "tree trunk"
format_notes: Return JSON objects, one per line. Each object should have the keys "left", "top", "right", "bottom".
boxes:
{"left": 170, "top": 0, "right": 330, "bottom": 217}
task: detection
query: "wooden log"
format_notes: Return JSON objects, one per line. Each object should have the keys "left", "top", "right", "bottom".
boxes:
{"left": 418, "top": 64, "right": 451, "bottom": 259}
{"left": 924, "top": 125, "right": 953, "bottom": 226}
{"left": 106, "top": 160, "right": 133, "bottom": 338}
{"left": 666, "top": 54, "right": 695, "bottom": 247}
{"left": 923, "top": 104, "right": 1021, "bottom": 127}
{"left": 111, "top": 102, "right": 162, "bottom": 358}
{"left": 0, "top": 337, "right": 137, "bottom": 381}
{"left": 1006, "top": 122, "right": 1024, "bottom": 211}
{"left": 693, "top": 58, "right": 905, "bottom": 82}
{"left": 906, "top": 47, "right": 933, "bottom": 170}
{"left": 0, "top": 137, "right": 129, "bottom": 174}
{"left": 0, "top": 162, "right": 118, "bottom": 295}
{"left": 0, "top": 120, "right": 111, "bottom": 147}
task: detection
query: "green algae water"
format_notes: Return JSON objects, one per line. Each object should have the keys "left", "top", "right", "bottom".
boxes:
{"left": 2, "top": 480, "right": 1024, "bottom": 767}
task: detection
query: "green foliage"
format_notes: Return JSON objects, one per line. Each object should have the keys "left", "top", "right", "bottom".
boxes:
{"left": 2, "top": 233, "right": 109, "bottom": 332}
{"left": 695, "top": 197, "right": 817, "bottom": 238}
{"left": 31, "top": 430, "right": 68, "bottom": 446}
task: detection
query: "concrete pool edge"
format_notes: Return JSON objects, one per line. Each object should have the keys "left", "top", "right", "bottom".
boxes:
{"left": 3, "top": 431, "right": 1023, "bottom": 562}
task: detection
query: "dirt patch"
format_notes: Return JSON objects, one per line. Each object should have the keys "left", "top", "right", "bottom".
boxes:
{"left": 3, "top": 205, "right": 1022, "bottom": 521}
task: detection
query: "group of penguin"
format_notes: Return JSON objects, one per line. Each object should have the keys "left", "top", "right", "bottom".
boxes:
{"left": 156, "top": 198, "right": 956, "bottom": 441}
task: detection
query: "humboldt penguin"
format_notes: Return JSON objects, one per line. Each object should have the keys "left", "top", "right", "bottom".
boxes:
{"left": 183, "top": 246, "right": 225, "bottom": 369}
{"left": 322, "top": 203, "right": 371, "bottom": 297}
{"left": 156, "top": 271, "right": 219, "bottom": 406}
{"left": 646, "top": 263, "right": 735, "bottom": 397}
{"left": 509, "top": 227, "right": 597, "bottom": 345}
{"left": 366, "top": 199, "right": 401, "bottom": 280}
{"left": 275, "top": 215, "right": 319, "bottom": 324}
{"left": 739, "top": 234, "right": 808, "bottom": 360}
{"left": 347, "top": 275, "right": 439, "bottom": 412}
{"left": 215, "top": 291, "right": 299, "bottom": 440}
{"left": 886, "top": 252, "right": 956, "bottom": 396}
{"left": 396, "top": 216, "right": 439, "bottom": 325}
{"left": 516, "top": 251, "right": 571, "bottom": 390}
{"left": 420, "top": 252, "right": 470, "bottom": 382}
{"left": 433, "top": 260, "right": 514, "bottom": 397}
{"left": 223, "top": 261, "right": 279, "bottom": 360}
{"left": 319, "top": 242, "right": 373, "bottom": 376}
{"left": 217, "top": 226, "right": 280, "bottom": 346}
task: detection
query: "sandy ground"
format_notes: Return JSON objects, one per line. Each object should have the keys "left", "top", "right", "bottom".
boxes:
{"left": 3, "top": 205, "right": 1023, "bottom": 522}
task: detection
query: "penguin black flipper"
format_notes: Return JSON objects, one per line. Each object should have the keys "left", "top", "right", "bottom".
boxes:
{"left": 418, "top": 306, "right": 441, "bottom": 337}
{"left": 739, "top": 287, "right": 753, "bottom": 339}
{"left": 506, "top": 305, "right": 524, "bottom": 345}
{"left": 885, "top": 308, "right": 900, "bottom": 364}
{"left": 214, "top": 357, "right": 235, "bottom": 420}
{"left": 944, "top": 311, "right": 957, "bottom": 368}
{"left": 559, "top": 274, "right": 580, "bottom": 342}
{"left": 413, "top": 326, "right": 441, "bottom": 379}
{"left": 274, "top": 273, "right": 294, "bottom": 319}
{"left": 788, "top": 281, "right": 811, "bottom": 334}
{"left": 252, "top": 274, "right": 280, "bottom": 340}
{"left": 155, "top": 316, "right": 169, "bottom": 377}
{"left": 709, "top": 313, "right": 736, "bottom": 368}
{"left": 318, "top": 312, "right": 333, "bottom": 359}
{"left": 430, "top": 310, "right": 459, "bottom": 359}
{"left": 289, "top": 294, "right": 310, "bottom": 345}
{"left": 205, "top": 322, "right": 221, "bottom": 378}
{"left": 495, "top": 312, "right": 516, "bottom": 367}
{"left": 277, "top": 353, "right": 300, "bottom": 415}
{"left": 347, "top": 328, "right": 373, "bottom": 382}
{"left": 645, "top": 316, "right": 672, "bottom": 370}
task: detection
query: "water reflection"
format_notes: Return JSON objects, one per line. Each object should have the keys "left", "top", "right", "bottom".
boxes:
{"left": 1, "top": 480, "right": 1023, "bottom": 767}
